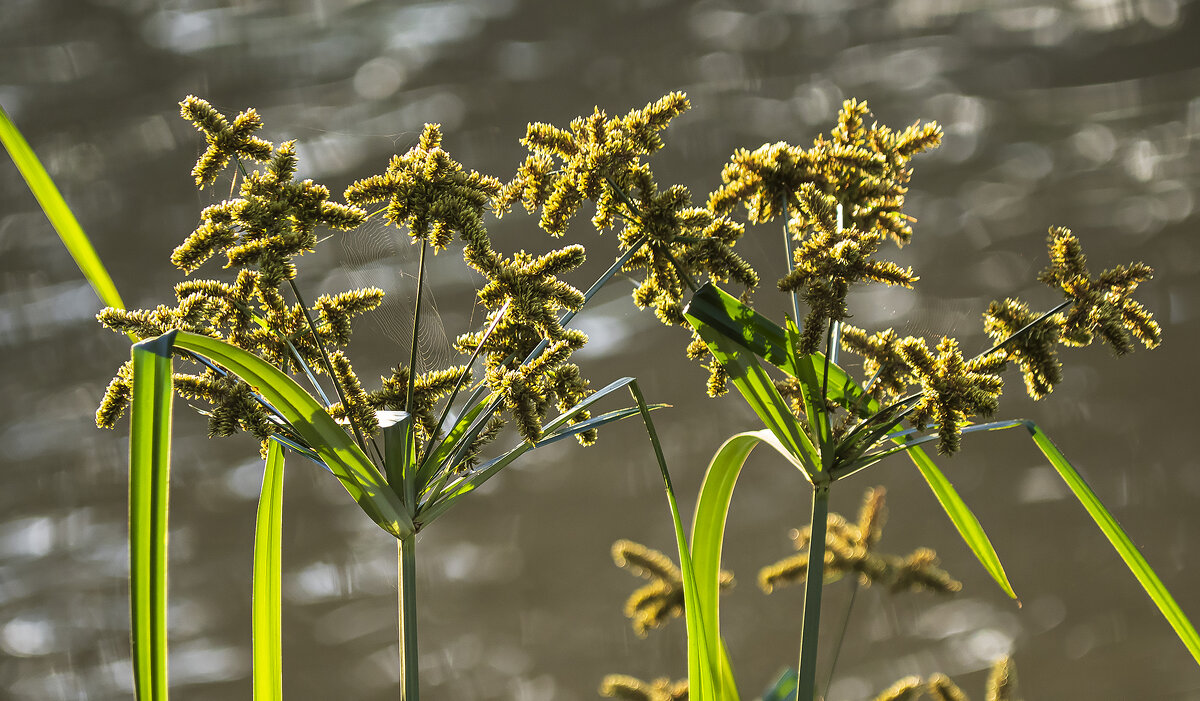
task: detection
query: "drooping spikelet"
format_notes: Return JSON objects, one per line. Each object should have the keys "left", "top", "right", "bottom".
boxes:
{"left": 598, "top": 675, "right": 687, "bottom": 701}
{"left": 612, "top": 539, "right": 733, "bottom": 637}
{"left": 759, "top": 487, "right": 961, "bottom": 595}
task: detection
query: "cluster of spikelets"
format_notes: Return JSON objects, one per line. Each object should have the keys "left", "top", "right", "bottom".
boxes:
{"left": 758, "top": 487, "right": 960, "bottom": 595}
{"left": 509, "top": 94, "right": 1158, "bottom": 456}
{"left": 610, "top": 539, "right": 734, "bottom": 638}
{"left": 873, "top": 657, "right": 1021, "bottom": 701}
{"left": 831, "top": 225, "right": 1161, "bottom": 453}
{"left": 598, "top": 658, "right": 1019, "bottom": 701}
{"left": 497, "top": 92, "right": 759, "bottom": 344}
{"left": 708, "top": 98, "right": 940, "bottom": 355}
{"left": 97, "top": 96, "right": 601, "bottom": 456}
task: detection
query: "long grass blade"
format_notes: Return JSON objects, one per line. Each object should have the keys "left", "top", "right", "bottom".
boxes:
{"left": 1, "top": 105, "right": 127, "bottom": 316}
{"left": 128, "top": 334, "right": 175, "bottom": 699}
{"left": 693, "top": 431, "right": 784, "bottom": 700}
{"left": 630, "top": 381, "right": 722, "bottom": 701}
{"left": 168, "top": 330, "right": 414, "bottom": 538}
{"left": 1016, "top": 421, "right": 1200, "bottom": 664}
{"left": 253, "top": 441, "right": 286, "bottom": 700}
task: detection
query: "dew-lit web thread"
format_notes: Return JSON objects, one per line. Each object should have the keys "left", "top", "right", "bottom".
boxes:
{"left": 904, "top": 296, "right": 974, "bottom": 342}
{"left": 337, "top": 218, "right": 459, "bottom": 374}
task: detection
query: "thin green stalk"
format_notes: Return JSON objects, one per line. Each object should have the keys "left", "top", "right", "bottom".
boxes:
{"left": 661, "top": 244, "right": 699, "bottom": 294}
{"left": 781, "top": 195, "right": 802, "bottom": 326}
{"left": 401, "top": 239, "right": 429, "bottom": 493}
{"left": 975, "top": 299, "right": 1072, "bottom": 361}
{"left": 287, "top": 277, "right": 374, "bottom": 460}
{"left": 819, "top": 319, "right": 836, "bottom": 458}
{"left": 820, "top": 580, "right": 858, "bottom": 701}
{"left": 795, "top": 483, "right": 830, "bottom": 701}
{"left": 398, "top": 535, "right": 419, "bottom": 701}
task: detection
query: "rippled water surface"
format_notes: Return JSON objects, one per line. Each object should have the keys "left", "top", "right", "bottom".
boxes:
{"left": 3, "top": 0, "right": 1200, "bottom": 699}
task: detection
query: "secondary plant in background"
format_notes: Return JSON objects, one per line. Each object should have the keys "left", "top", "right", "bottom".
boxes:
{"left": 604, "top": 488, "right": 966, "bottom": 700}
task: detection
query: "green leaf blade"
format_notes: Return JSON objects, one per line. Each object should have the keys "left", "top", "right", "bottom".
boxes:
{"left": 1023, "top": 421, "right": 1200, "bottom": 665}
{"left": 685, "top": 288, "right": 819, "bottom": 477}
{"left": 170, "top": 331, "right": 414, "bottom": 538}
{"left": 129, "top": 334, "right": 175, "bottom": 700}
{"left": 627, "top": 381, "right": 725, "bottom": 701}
{"left": 253, "top": 441, "right": 286, "bottom": 701}
{"left": 901, "top": 442, "right": 1017, "bottom": 599}
{"left": 1, "top": 104, "right": 126, "bottom": 315}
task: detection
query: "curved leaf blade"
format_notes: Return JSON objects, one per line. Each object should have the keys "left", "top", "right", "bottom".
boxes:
{"left": 691, "top": 431, "right": 771, "bottom": 701}
{"left": 170, "top": 331, "right": 414, "bottom": 538}
{"left": 253, "top": 441, "right": 285, "bottom": 700}
{"left": 128, "top": 334, "right": 174, "bottom": 700}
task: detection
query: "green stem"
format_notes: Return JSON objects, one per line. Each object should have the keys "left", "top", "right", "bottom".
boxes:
{"left": 402, "top": 239, "right": 429, "bottom": 490}
{"left": 398, "top": 535, "right": 419, "bottom": 701}
{"left": 795, "top": 483, "right": 830, "bottom": 701}
{"left": 781, "top": 195, "right": 802, "bottom": 326}
{"left": 287, "top": 278, "right": 374, "bottom": 459}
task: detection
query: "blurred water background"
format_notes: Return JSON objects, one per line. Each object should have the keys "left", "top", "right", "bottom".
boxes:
{"left": 3, "top": 0, "right": 1200, "bottom": 699}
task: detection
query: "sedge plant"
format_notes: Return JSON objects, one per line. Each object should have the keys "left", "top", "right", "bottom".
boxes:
{"left": 6, "top": 92, "right": 1197, "bottom": 701}
{"left": 496, "top": 94, "right": 1197, "bottom": 701}
{"left": 3, "top": 96, "right": 685, "bottom": 700}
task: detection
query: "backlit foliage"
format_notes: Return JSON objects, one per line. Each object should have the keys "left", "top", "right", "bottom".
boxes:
{"left": 98, "top": 96, "right": 599, "bottom": 461}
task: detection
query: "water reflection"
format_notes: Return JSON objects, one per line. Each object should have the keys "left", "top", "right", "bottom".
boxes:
{"left": 3, "top": 0, "right": 1199, "bottom": 699}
